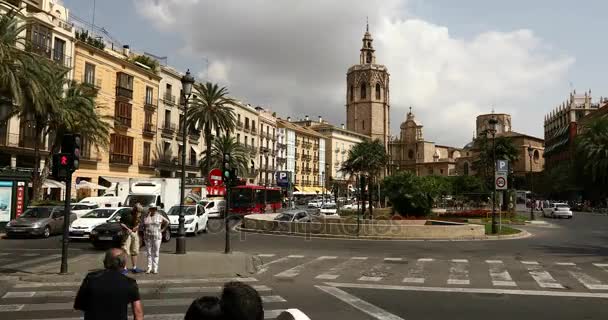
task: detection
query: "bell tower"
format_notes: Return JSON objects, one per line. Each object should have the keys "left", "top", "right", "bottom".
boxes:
{"left": 346, "top": 21, "right": 390, "bottom": 148}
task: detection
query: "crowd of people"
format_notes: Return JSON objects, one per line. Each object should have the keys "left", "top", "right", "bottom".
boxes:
{"left": 74, "top": 248, "right": 309, "bottom": 320}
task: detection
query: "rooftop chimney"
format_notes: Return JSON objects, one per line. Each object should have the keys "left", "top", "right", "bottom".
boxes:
{"left": 122, "top": 45, "right": 130, "bottom": 57}
{"left": 318, "top": 116, "right": 322, "bottom": 123}
{"left": 305, "top": 115, "right": 309, "bottom": 121}
{"left": 287, "top": 116, "right": 291, "bottom": 122}
{"left": 341, "top": 123, "right": 345, "bottom": 129}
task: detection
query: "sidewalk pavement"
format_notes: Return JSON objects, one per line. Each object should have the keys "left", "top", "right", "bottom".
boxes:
{"left": 2, "top": 250, "right": 261, "bottom": 283}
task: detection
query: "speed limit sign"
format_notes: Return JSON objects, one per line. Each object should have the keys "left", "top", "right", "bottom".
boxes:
{"left": 495, "top": 172, "right": 508, "bottom": 190}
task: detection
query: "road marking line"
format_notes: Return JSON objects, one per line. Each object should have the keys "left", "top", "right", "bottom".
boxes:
{"left": 447, "top": 259, "right": 470, "bottom": 285}
{"left": 384, "top": 257, "right": 403, "bottom": 262}
{"left": 257, "top": 254, "right": 276, "bottom": 257}
{"left": 594, "top": 263, "right": 608, "bottom": 269}
{"left": 316, "top": 285, "right": 404, "bottom": 320}
{"left": 13, "top": 277, "right": 257, "bottom": 288}
{"left": 556, "top": 262, "right": 576, "bottom": 266}
{"left": 0, "top": 304, "right": 24, "bottom": 312}
{"left": 257, "top": 255, "right": 303, "bottom": 274}
{"left": 315, "top": 257, "right": 368, "bottom": 280}
{"left": 1, "top": 254, "right": 60, "bottom": 270}
{"left": 20, "top": 310, "right": 286, "bottom": 320}
{"left": 487, "top": 260, "right": 517, "bottom": 287}
{"left": 287, "top": 255, "right": 305, "bottom": 258}
{"left": 521, "top": 261, "right": 564, "bottom": 289}
{"left": 275, "top": 256, "right": 337, "bottom": 278}
{"left": 261, "top": 295, "right": 286, "bottom": 303}
{"left": 402, "top": 258, "right": 432, "bottom": 284}
{"left": 358, "top": 276, "right": 383, "bottom": 282}
{"left": 21, "top": 253, "right": 41, "bottom": 257}
{"left": 324, "top": 282, "right": 608, "bottom": 299}
{"left": 556, "top": 263, "right": 608, "bottom": 290}
{"left": 2, "top": 292, "right": 36, "bottom": 298}
{"left": 0, "top": 253, "right": 10, "bottom": 256}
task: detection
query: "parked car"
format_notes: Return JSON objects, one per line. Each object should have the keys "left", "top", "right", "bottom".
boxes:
{"left": 71, "top": 202, "right": 99, "bottom": 218}
{"left": 341, "top": 202, "right": 373, "bottom": 210}
{"left": 167, "top": 204, "right": 208, "bottom": 235}
{"left": 5, "top": 206, "right": 77, "bottom": 238}
{"left": 318, "top": 203, "right": 338, "bottom": 216}
{"left": 69, "top": 207, "right": 130, "bottom": 240}
{"left": 542, "top": 203, "right": 573, "bottom": 219}
{"left": 90, "top": 209, "right": 171, "bottom": 249}
{"left": 274, "top": 210, "right": 314, "bottom": 223}
{"left": 199, "top": 199, "right": 226, "bottom": 218}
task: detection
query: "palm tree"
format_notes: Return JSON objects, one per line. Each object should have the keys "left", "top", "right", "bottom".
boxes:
{"left": 576, "top": 117, "right": 608, "bottom": 184}
{"left": 186, "top": 82, "right": 237, "bottom": 177}
{"left": 340, "top": 139, "right": 389, "bottom": 217}
{"left": 199, "top": 135, "right": 250, "bottom": 177}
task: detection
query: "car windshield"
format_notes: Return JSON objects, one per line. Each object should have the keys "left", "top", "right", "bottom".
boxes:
{"left": 275, "top": 213, "right": 294, "bottom": 221}
{"left": 167, "top": 206, "right": 196, "bottom": 215}
{"left": 556, "top": 204, "right": 569, "bottom": 208}
{"left": 82, "top": 209, "right": 116, "bottom": 219}
{"left": 322, "top": 204, "right": 336, "bottom": 209}
{"left": 20, "top": 208, "right": 51, "bottom": 219}
{"left": 125, "top": 195, "right": 156, "bottom": 207}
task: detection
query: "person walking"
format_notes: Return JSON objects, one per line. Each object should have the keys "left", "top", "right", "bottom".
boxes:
{"left": 143, "top": 206, "right": 169, "bottom": 274}
{"left": 120, "top": 203, "right": 144, "bottom": 273}
{"left": 74, "top": 248, "right": 143, "bottom": 320}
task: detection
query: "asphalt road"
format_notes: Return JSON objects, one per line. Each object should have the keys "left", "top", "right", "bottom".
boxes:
{"left": 1, "top": 211, "right": 607, "bottom": 319}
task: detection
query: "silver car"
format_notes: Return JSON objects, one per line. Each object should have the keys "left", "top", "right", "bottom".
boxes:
{"left": 5, "top": 206, "right": 77, "bottom": 238}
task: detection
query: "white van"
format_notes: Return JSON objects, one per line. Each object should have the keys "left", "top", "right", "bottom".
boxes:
{"left": 199, "top": 199, "right": 226, "bottom": 218}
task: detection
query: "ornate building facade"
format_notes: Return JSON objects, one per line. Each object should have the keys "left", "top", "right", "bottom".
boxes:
{"left": 389, "top": 109, "right": 462, "bottom": 176}
{"left": 345, "top": 24, "right": 390, "bottom": 148}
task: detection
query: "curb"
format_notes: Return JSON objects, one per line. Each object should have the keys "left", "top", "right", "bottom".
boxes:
{"left": 236, "top": 226, "right": 530, "bottom": 242}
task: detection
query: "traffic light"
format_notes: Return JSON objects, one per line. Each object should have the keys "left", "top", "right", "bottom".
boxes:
{"left": 60, "top": 133, "right": 81, "bottom": 171}
{"left": 52, "top": 153, "right": 72, "bottom": 181}
{"left": 222, "top": 153, "right": 231, "bottom": 184}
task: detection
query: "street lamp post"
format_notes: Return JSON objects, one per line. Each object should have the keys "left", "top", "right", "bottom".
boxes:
{"left": 176, "top": 69, "right": 195, "bottom": 255}
{"left": 488, "top": 117, "right": 498, "bottom": 235}
{"left": 527, "top": 144, "right": 535, "bottom": 221}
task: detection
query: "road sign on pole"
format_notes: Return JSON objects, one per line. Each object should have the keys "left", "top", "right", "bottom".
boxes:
{"left": 495, "top": 159, "right": 509, "bottom": 173}
{"left": 495, "top": 172, "right": 508, "bottom": 190}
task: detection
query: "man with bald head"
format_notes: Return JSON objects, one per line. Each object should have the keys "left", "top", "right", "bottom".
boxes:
{"left": 74, "top": 248, "right": 143, "bottom": 320}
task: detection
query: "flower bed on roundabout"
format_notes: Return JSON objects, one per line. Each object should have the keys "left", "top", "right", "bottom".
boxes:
{"left": 240, "top": 213, "right": 486, "bottom": 240}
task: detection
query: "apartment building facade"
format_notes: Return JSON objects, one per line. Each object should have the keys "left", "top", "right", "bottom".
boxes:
{"left": 71, "top": 41, "right": 161, "bottom": 195}
{"left": 232, "top": 102, "right": 260, "bottom": 184}
{"left": 313, "top": 123, "right": 367, "bottom": 184}
{"left": 256, "top": 107, "right": 278, "bottom": 186}
{"left": 157, "top": 65, "right": 203, "bottom": 179}
{"left": 0, "top": 0, "right": 76, "bottom": 170}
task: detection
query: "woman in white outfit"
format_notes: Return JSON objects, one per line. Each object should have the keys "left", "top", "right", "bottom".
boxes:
{"left": 143, "top": 206, "right": 169, "bottom": 274}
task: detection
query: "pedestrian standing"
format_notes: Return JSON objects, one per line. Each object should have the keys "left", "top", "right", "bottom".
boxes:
{"left": 120, "top": 203, "right": 144, "bottom": 273}
{"left": 74, "top": 248, "right": 143, "bottom": 320}
{"left": 143, "top": 206, "right": 169, "bottom": 274}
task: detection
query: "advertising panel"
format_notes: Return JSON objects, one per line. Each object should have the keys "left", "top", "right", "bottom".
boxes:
{"left": 0, "top": 181, "right": 13, "bottom": 222}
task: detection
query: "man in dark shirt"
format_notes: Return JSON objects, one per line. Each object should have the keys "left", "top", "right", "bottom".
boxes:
{"left": 74, "top": 248, "right": 143, "bottom": 320}
{"left": 120, "top": 205, "right": 143, "bottom": 273}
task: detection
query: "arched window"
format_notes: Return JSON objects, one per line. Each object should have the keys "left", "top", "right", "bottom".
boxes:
{"left": 408, "top": 150, "right": 414, "bottom": 159}
{"left": 366, "top": 52, "right": 372, "bottom": 63}
{"left": 463, "top": 162, "right": 470, "bottom": 176}
{"left": 375, "top": 83, "right": 381, "bottom": 100}
{"left": 360, "top": 82, "right": 366, "bottom": 99}
{"left": 533, "top": 150, "right": 540, "bottom": 163}
{"left": 350, "top": 85, "right": 354, "bottom": 101}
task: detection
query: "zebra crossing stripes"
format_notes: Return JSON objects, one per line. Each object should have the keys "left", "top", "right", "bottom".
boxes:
{"left": 486, "top": 260, "right": 517, "bottom": 287}
{"left": 447, "top": 259, "right": 470, "bottom": 285}
{"left": 555, "top": 262, "right": 608, "bottom": 290}
{"left": 275, "top": 256, "right": 337, "bottom": 278}
{"left": 316, "top": 257, "right": 368, "bottom": 280}
{"left": 521, "top": 261, "right": 564, "bottom": 289}
{"left": 257, "top": 255, "right": 304, "bottom": 274}
{"left": 402, "top": 258, "right": 433, "bottom": 283}
{"left": 1, "top": 254, "right": 61, "bottom": 270}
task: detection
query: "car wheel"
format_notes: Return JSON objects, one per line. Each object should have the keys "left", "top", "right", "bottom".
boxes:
{"left": 162, "top": 229, "right": 171, "bottom": 242}
{"left": 42, "top": 226, "right": 51, "bottom": 238}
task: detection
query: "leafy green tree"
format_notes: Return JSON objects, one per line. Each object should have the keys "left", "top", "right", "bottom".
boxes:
{"left": 576, "top": 117, "right": 608, "bottom": 185}
{"left": 199, "top": 135, "right": 250, "bottom": 176}
{"left": 340, "top": 139, "right": 388, "bottom": 216}
{"left": 383, "top": 172, "right": 431, "bottom": 217}
{"left": 450, "top": 175, "right": 486, "bottom": 195}
{"left": 472, "top": 134, "right": 519, "bottom": 187}
{"left": 130, "top": 55, "right": 159, "bottom": 72}
{"left": 187, "top": 82, "right": 237, "bottom": 176}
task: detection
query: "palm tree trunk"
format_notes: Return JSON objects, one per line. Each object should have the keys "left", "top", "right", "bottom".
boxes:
{"left": 32, "top": 123, "right": 43, "bottom": 201}
{"left": 368, "top": 177, "right": 373, "bottom": 219}
{"left": 204, "top": 124, "right": 212, "bottom": 176}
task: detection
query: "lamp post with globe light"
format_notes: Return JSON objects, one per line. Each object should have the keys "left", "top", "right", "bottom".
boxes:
{"left": 488, "top": 116, "right": 498, "bottom": 234}
{"left": 527, "top": 144, "right": 535, "bottom": 221}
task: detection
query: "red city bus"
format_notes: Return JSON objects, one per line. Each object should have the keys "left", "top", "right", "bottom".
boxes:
{"left": 229, "top": 185, "right": 282, "bottom": 215}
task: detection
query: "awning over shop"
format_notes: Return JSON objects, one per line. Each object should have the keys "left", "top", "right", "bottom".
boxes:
{"left": 76, "top": 180, "right": 108, "bottom": 190}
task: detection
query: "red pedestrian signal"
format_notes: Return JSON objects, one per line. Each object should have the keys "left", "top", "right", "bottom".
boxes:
{"left": 60, "top": 155, "right": 68, "bottom": 166}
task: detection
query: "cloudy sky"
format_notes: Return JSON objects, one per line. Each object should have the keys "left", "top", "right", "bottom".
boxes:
{"left": 63, "top": 0, "right": 608, "bottom": 147}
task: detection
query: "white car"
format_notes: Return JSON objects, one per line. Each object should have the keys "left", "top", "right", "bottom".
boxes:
{"left": 542, "top": 203, "right": 573, "bottom": 219}
{"left": 199, "top": 199, "right": 226, "bottom": 218}
{"left": 319, "top": 203, "right": 338, "bottom": 216}
{"left": 307, "top": 199, "right": 322, "bottom": 208}
{"left": 71, "top": 202, "right": 99, "bottom": 218}
{"left": 167, "top": 204, "right": 208, "bottom": 235}
{"left": 69, "top": 207, "right": 130, "bottom": 240}
{"left": 341, "top": 202, "right": 374, "bottom": 210}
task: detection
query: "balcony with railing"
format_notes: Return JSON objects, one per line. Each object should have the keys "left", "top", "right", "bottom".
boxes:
{"left": 163, "top": 92, "right": 176, "bottom": 105}
{"left": 114, "top": 102, "right": 132, "bottom": 128}
{"left": 251, "top": 127, "right": 257, "bottom": 135}
{"left": 259, "top": 146, "right": 270, "bottom": 154}
{"left": 145, "top": 97, "right": 158, "bottom": 110}
{"left": 302, "top": 154, "right": 311, "bottom": 161}
{"left": 110, "top": 153, "right": 132, "bottom": 165}
{"left": 277, "top": 157, "right": 287, "bottom": 165}
{"left": 143, "top": 123, "right": 155, "bottom": 137}
{"left": 30, "top": 43, "right": 51, "bottom": 59}
{"left": 161, "top": 123, "right": 177, "bottom": 137}
{"left": 313, "top": 144, "right": 319, "bottom": 151}
{"left": 313, "top": 167, "right": 319, "bottom": 174}
{"left": 341, "top": 149, "right": 347, "bottom": 154}
{"left": 303, "top": 167, "right": 312, "bottom": 174}
{"left": 116, "top": 86, "right": 133, "bottom": 100}
{"left": 295, "top": 140, "right": 300, "bottom": 147}
{"left": 82, "top": 75, "right": 102, "bottom": 89}
{"left": 302, "top": 142, "right": 312, "bottom": 149}
{"left": 52, "top": 51, "right": 71, "bottom": 68}
{"left": 295, "top": 152, "right": 300, "bottom": 160}
{"left": 236, "top": 121, "right": 243, "bottom": 129}
{"left": 139, "top": 158, "right": 155, "bottom": 169}
{"left": 294, "top": 165, "right": 299, "bottom": 173}
{"left": 313, "top": 156, "right": 319, "bottom": 162}
{"left": 243, "top": 125, "right": 251, "bottom": 133}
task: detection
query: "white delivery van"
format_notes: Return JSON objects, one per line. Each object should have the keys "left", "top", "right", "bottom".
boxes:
{"left": 199, "top": 198, "right": 227, "bottom": 218}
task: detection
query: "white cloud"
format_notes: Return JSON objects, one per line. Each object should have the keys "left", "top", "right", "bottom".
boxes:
{"left": 134, "top": 0, "right": 573, "bottom": 147}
